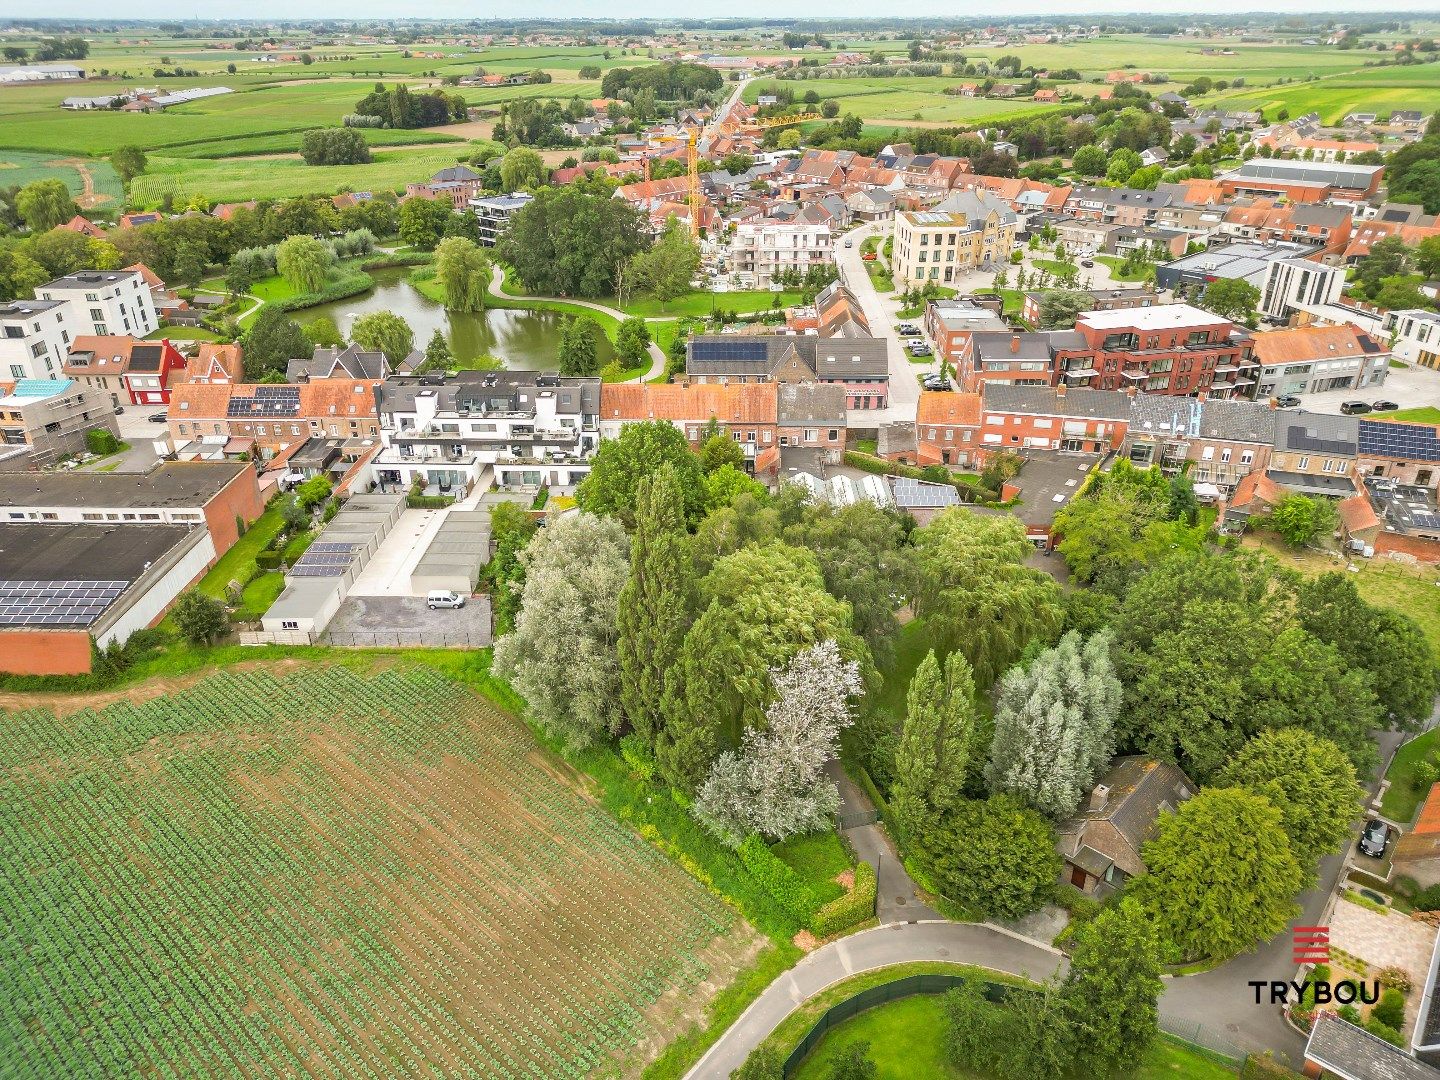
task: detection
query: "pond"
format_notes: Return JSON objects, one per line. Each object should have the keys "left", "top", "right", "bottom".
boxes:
{"left": 300, "top": 267, "right": 613, "bottom": 370}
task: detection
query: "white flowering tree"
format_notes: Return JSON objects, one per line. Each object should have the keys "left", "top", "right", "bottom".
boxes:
{"left": 492, "top": 512, "right": 629, "bottom": 751}
{"left": 985, "top": 630, "right": 1122, "bottom": 820}
{"left": 694, "top": 640, "right": 862, "bottom": 846}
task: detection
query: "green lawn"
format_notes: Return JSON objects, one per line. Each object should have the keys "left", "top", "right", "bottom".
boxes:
{"left": 771, "top": 831, "right": 852, "bottom": 905}
{"left": 234, "top": 571, "right": 286, "bottom": 622}
{"left": 1095, "top": 254, "right": 1158, "bottom": 283}
{"left": 1383, "top": 728, "right": 1439, "bottom": 826}
{"left": 789, "top": 994, "right": 1237, "bottom": 1080}
{"left": 872, "top": 619, "right": 936, "bottom": 727}
{"left": 149, "top": 326, "right": 222, "bottom": 341}
{"left": 194, "top": 504, "right": 286, "bottom": 602}
{"left": 1375, "top": 406, "right": 1440, "bottom": 424}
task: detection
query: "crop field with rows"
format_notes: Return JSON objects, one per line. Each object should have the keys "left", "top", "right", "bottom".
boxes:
{"left": 1, "top": 666, "right": 745, "bottom": 1078}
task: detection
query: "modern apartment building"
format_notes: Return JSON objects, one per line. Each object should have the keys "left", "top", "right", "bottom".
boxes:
{"left": 37, "top": 269, "right": 158, "bottom": 339}
{"left": 728, "top": 221, "right": 833, "bottom": 288}
{"left": 469, "top": 192, "right": 533, "bottom": 247}
{"left": 0, "top": 298, "right": 72, "bottom": 381}
{"left": 373, "top": 371, "right": 600, "bottom": 493}
{"left": 891, "top": 190, "right": 1017, "bottom": 287}
{"left": 1384, "top": 309, "right": 1440, "bottom": 371}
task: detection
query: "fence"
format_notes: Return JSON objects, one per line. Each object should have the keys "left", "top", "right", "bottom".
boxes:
{"left": 783, "top": 974, "right": 1024, "bottom": 1077}
{"left": 1155, "top": 1018, "right": 1245, "bottom": 1066}
{"left": 323, "top": 630, "right": 491, "bottom": 648}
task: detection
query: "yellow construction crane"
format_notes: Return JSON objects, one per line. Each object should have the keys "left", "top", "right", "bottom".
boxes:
{"left": 686, "top": 127, "right": 702, "bottom": 240}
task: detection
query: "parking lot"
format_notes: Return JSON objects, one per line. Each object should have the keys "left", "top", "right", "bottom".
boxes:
{"left": 323, "top": 594, "right": 492, "bottom": 648}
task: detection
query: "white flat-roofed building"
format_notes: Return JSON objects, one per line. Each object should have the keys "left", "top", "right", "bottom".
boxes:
{"left": 38, "top": 270, "right": 158, "bottom": 339}
{"left": 0, "top": 298, "right": 73, "bottom": 381}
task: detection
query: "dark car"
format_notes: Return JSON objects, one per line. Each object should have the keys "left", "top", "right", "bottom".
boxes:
{"left": 1371, "top": 400, "right": 1399, "bottom": 412}
{"left": 147, "top": 412, "right": 168, "bottom": 423}
{"left": 1079, "top": 258, "right": 1095, "bottom": 268}
{"left": 1275, "top": 394, "right": 1302, "bottom": 408}
{"left": 1358, "top": 818, "right": 1391, "bottom": 859}
{"left": 1340, "top": 400, "right": 1371, "bottom": 415}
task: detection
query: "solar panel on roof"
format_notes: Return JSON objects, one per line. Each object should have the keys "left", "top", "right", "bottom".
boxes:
{"left": 309, "top": 542, "right": 361, "bottom": 553}
{"left": 226, "top": 385, "right": 300, "bottom": 418}
{"left": 1359, "top": 420, "right": 1440, "bottom": 463}
{"left": 1412, "top": 512, "right": 1440, "bottom": 531}
{"left": 890, "top": 477, "right": 960, "bottom": 509}
{"left": 295, "top": 552, "right": 354, "bottom": 566}
{"left": 1286, "top": 425, "right": 1355, "bottom": 457}
{"left": 287, "top": 564, "right": 347, "bottom": 578}
{"left": 0, "top": 579, "right": 128, "bottom": 627}
{"left": 690, "top": 339, "right": 768, "bottom": 363}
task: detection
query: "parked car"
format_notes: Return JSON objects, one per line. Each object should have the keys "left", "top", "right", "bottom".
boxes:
{"left": 1275, "top": 394, "right": 1302, "bottom": 408}
{"left": 1340, "top": 400, "right": 1372, "bottom": 415}
{"left": 1079, "top": 258, "right": 1095, "bottom": 268}
{"left": 113, "top": 405, "right": 124, "bottom": 414}
{"left": 844, "top": 239, "right": 854, "bottom": 248}
{"left": 861, "top": 251, "right": 877, "bottom": 261}
{"left": 147, "top": 412, "right": 167, "bottom": 423}
{"left": 909, "top": 343, "right": 932, "bottom": 357}
{"left": 1371, "top": 400, "right": 1399, "bottom": 412}
{"left": 1358, "top": 818, "right": 1391, "bottom": 859}
{"left": 898, "top": 323, "right": 920, "bottom": 335}
{"left": 426, "top": 590, "right": 466, "bottom": 610}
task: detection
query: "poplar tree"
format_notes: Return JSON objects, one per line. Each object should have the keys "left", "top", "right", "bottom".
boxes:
{"left": 985, "top": 630, "right": 1121, "bottom": 819}
{"left": 891, "top": 649, "right": 976, "bottom": 844}
{"left": 617, "top": 464, "right": 694, "bottom": 744}
{"left": 1062, "top": 905, "right": 1163, "bottom": 1077}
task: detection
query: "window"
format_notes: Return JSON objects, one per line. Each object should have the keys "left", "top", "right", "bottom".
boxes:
{"left": 1201, "top": 446, "right": 1215, "bottom": 461}
{"left": 1220, "top": 448, "right": 1231, "bottom": 463}
{"left": 804, "top": 428, "right": 818, "bottom": 442}
{"left": 1240, "top": 450, "right": 1254, "bottom": 466}
{"left": 1297, "top": 456, "right": 1310, "bottom": 470}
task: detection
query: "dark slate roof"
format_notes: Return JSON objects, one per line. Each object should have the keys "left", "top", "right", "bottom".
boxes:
{"left": 376, "top": 370, "right": 599, "bottom": 417}
{"left": 687, "top": 335, "right": 888, "bottom": 380}
{"left": 1129, "top": 393, "right": 1277, "bottom": 444}
{"left": 971, "top": 331, "right": 1053, "bottom": 363}
{"left": 431, "top": 164, "right": 481, "bottom": 183}
{"left": 289, "top": 344, "right": 389, "bottom": 383}
{"left": 1229, "top": 159, "right": 1383, "bottom": 187}
{"left": 1305, "top": 1013, "right": 1440, "bottom": 1080}
{"left": 778, "top": 382, "right": 848, "bottom": 425}
{"left": 981, "top": 383, "right": 1132, "bottom": 421}
{"left": 1274, "top": 410, "right": 1360, "bottom": 455}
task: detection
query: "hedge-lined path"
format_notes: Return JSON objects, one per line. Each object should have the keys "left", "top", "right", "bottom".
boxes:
{"left": 827, "top": 761, "right": 937, "bottom": 925}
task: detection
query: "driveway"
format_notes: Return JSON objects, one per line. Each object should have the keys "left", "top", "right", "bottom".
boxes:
{"left": 1280, "top": 361, "right": 1440, "bottom": 416}
{"left": 323, "top": 594, "right": 491, "bottom": 648}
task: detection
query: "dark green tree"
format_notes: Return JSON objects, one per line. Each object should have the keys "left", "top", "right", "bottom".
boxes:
{"left": 891, "top": 649, "right": 976, "bottom": 844}
{"left": 557, "top": 316, "right": 600, "bottom": 377}
{"left": 1061, "top": 904, "right": 1163, "bottom": 1077}
{"left": 617, "top": 464, "right": 695, "bottom": 744}
{"left": 498, "top": 185, "right": 648, "bottom": 297}
{"left": 577, "top": 419, "right": 707, "bottom": 526}
{"left": 914, "top": 794, "right": 1060, "bottom": 919}
{"left": 172, "top": 589, "right": 229, "bottom": 646}
{"left": 242, "top": 305, "right": 311, "bottom": 380}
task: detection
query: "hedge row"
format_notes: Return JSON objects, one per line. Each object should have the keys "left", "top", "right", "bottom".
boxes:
{"left": 407, "top": 494, "right": 456, "bottom": 509}
{"left": 360, "top": 253, "right": 432, "bottom": 271}
{"left": 811, "top": 860, "right": 877, "bottom": 938}
{"left": 271, "top": 271, "right": 374, "bottom": 313}
{"left": 841, "top": 451, "right": 993, "bottom": 502}
{"left": 738, "top": 836, "right": 822, "bottom": 923}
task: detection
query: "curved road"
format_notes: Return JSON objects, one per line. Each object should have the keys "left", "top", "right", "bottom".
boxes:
{"left": 486, "top": 265, "right": 668, "bottom": 382}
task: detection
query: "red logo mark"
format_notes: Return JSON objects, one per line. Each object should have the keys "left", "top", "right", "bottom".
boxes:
{"left": 1292, "top": 925, "right": 1330, "bottom": 964}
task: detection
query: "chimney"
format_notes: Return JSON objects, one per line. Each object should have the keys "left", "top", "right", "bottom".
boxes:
{"left": 1010, "top": 334, "right": 1021, "bottom": 354}
{"left": 1055, "top": 383, "right": 1067, "bottom": 399}
{"left": 1089, "top": 784, "right": 1110, "bottom": 813}
{"left": 1124, "top": 386, "right": 1138, "bottom": 399}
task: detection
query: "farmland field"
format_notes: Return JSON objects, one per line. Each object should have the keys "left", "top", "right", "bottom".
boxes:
{"left": 1210, "top": 66, "right": 1440, "bottom": 125}
{"left": 0, "top": 665, "right": 751, "bottom": 1078}
{"left": 744, "top": 77, "right": 1061, "bottom": 127}
{"left": 0, "top": 149, "right": 123, "bottom": 206}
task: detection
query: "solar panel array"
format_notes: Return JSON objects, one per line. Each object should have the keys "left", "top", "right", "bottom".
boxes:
{"left": 294, "top": 552, "right": 353, "bottom": 566}
{"left": 891, "top": 477, "right": 961, "bottom": 509}
{"left": 288, "top": 564, "right": 347, "bottom": 578}
{"left": 226, "top": 385, "right": 300, "bottom": 418}
{"left": 1359, "top": 420, "right": 1440, "bottom": 463}
{"left": 690, "top": 339, "right": 769, "bottom": 363}
{"left": 309, "top": 542, "right": 363, "bottom": 554}
{"left": 0, "top": 579, "right": 128, "bottom": 627}
{"left": 1285, "top": 425, "right": 1356, "bottom": 457}
{"left": 1411, "top": 511, "right": 1440, "bottom": 531}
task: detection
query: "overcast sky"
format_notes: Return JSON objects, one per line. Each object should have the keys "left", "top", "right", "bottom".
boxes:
{"left": 10, "top": 1, "right": 1440, "bottom": 21}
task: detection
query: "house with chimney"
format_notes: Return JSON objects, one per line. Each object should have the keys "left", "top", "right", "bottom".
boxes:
{"left": 1057, "top": 756, "right": 1195, "bottom": 897}
{"left": 183, "top": 343, "right": 243, "bottom": 385}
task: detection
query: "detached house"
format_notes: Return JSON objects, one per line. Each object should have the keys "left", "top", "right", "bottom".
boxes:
{"left": 1058, "top": 757, "right": 1195, "bottom": 898}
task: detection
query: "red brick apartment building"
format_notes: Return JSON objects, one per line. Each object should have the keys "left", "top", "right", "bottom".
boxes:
{"left": 1052, "top": 305, "right": 1256, "bottom": 398}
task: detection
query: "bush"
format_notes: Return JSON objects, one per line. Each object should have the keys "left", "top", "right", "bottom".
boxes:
{"left": 86, "top": 427, "right": 121, "bottom": 456}
{"left": 1413, "top": 884, "right": 1440, "bottom": 911}
{"left": 1372, "top": 987, "right": 1406, "bottom": 1029}
{"left": 1376, "top": 965, "right": 1414, "bottom": 995}
{"left": 255, "top": 550, "right": 283, "bottom": 571}
{"left": 617, "top": 732, "right": 656, "bottom": 781}
{"left": 271, "top": 270, "right": 374, "bottom": 313}
{"left": 738, "top": 835, "right": 820, "bottom": 922}
{"left": 810, "top": 859, "right": 876, "bottom": 937}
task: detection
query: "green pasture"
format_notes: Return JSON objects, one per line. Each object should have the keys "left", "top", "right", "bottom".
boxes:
{"left": 129, "top": 144, "right": 484, "bottom": 206}
{"left": 1211, "top": 71, "right": 1440, "bottom": 125}
{"left": 746, "top": 77, "right": 1063, "bottom": 126}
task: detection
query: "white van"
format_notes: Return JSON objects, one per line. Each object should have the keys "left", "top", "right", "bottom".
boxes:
{"left": 426, "top": 590, "right": 466, "bottom": 610}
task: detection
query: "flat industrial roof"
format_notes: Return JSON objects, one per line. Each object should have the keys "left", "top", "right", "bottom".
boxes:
{"left": 0, "top": 462, "right": 250, "bottom": 509}
{"left": 0, "top": 522, "right": 192, "bottom": 627}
